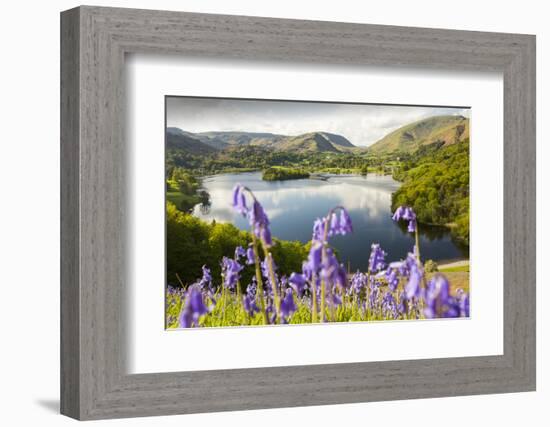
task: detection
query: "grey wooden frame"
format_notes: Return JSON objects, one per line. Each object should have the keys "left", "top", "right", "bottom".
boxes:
{"left": 60, "top": 5, "right": 536, "bottom": 421}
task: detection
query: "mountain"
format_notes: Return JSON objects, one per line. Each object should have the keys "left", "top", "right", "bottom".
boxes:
{"left": 368, "top": 115, "right": 469, "bottom": 154}
{"left": 317, "top": 132, "right": 355, "bottom": 148}
{"left": 275, "top": 132, "right": 343, "bottom": 153}
{"left": 201, "top": 131, "right": 286, "bottom": 147}
{"left": 166, "top": 128, "right": 356, "bottom": 153}
{"left": 166, "top": 128, "right": 218, "bottom": 155}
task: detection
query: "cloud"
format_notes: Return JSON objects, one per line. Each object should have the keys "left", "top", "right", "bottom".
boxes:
{"left": 166, "top": 97, "right": 470, "bottom": 147}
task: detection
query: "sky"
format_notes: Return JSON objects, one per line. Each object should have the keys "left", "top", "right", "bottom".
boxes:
{"left": 166, "top": 97, "right": 470, "bottom": 147}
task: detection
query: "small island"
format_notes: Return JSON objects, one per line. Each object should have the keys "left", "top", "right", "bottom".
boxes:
{"left": 262, "top": 166, "right": 310, "bottom": 181}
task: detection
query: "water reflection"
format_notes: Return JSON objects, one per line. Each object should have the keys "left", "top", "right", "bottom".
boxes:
{"left": 192, "top": 172, "right": 468, "bottom": 270}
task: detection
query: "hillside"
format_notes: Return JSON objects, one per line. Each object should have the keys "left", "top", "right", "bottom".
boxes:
{"left": 392, "top": 139, "right": 470, "bottom": 244}
{"left": 368, "top": 115, "right": 469, "bottom": 154}
{"left": 275, "top": 132, "right": 342, "bottom": 153}
{"left": 200, "top": 131, "right": 286, "bottom": 147}
{"left": 166, "top": 128, "right": 218, "bottom": 155}
{"left": 167, "top": 128, "right": 356, "bottom": 154}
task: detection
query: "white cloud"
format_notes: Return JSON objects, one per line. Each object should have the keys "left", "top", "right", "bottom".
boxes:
{"left": 167, "top": 97, "right": 470, "bottom": 147}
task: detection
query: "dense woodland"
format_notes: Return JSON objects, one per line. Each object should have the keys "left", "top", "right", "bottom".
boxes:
{"left": 391, "top": 140, "right": 470, "bottom": 244}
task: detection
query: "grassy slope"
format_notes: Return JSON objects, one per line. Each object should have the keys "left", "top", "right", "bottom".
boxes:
{"left": 368, "top": 115, "right": 469, "bottom": 154}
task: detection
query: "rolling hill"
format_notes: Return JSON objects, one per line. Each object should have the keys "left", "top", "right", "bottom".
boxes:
{"left": 166, "top": 128, "right": 219, "bottom": 155}
{"left": 166, "top": 128, "right": 356, "bottom": 154}
{"left": 368, "top": 115, "right": 469, "bottom": 154}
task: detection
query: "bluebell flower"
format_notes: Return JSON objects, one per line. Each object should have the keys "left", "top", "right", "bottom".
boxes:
{"left": 178, "top": 285, "right": 209, "bottom": 328}
{"left": 289, "top": 272, "right": 307, "bottom": 296}
{"left": 198, "top": 265, "right": 213, "bottom": 292}
{"left": 246, "top": 244, "right": 255, "bottom": 265}
{"left": 338, "top": 209, "right": 353, "bottom": 234}
{"left": 404, "top": 255, "right": 423, "bottom": 299}
{"left": 424, "top": 274, "right": 463, "bottom": 318}
{"left": 250, "top": 199, "right": 272, "bottom": 246}
{"left": 234, "top": 246, "right": 246, "bottom": 260}
{"left": 221, "top": 257, "right": 243, "bottom": 291}
{"left": 392, "top": 205, "right": 417, "bottom": 233}
{"left": 312, "top": 207, "right": 353, "bottom": 242}
{"left": 303, "top": 241, "right": 323, "bottom": 275}
{"left": 280, "top": 288, "right": 297, "bottom": 322}
{"left": 243, "top": 293, "right": 259, "bottom": 316}
{"left": 231, "top": 185, "right": 273, "bottom": 247}
{"left": 384, "top": 266, "right": 399, "bottom": 291}
{"left": 350, "top": 271, "right": 367, "bottom": 295}
{"left": 460, "top": 293, "right": 470, "bottom": 317}
{"left": 232, "top": 185, "right": 248, "bottom": 216}
{"left": 368, "top": 243, "right": 387, "bottom": 273}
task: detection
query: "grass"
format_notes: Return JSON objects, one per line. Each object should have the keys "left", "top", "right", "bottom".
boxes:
{"left": 427, "top": 271, "right": 469, "bottom": 294}
{"left": 439, "top": 265, "right": 469, "bottom": 273}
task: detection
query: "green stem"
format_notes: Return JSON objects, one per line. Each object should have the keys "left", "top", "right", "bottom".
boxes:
{"left": 261, "top": 244, "right": 281, "bottom": 323}
{"left": 251, "top": 234, "right": 268, "bottom": 325}
{"left": 311, "top": 272, "right": 318, "bottom": 323}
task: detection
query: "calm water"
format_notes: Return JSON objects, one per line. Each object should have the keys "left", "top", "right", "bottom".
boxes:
{"left": 192, "top": 172, "right": 468, "bottom": 271}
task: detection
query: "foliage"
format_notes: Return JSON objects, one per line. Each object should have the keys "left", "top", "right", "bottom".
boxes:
{"left": 392, "top": 140, "right": 470, "bottom": 244}
{"left": 166, "top": 201, "right": 308, "bottom": 287}
{"left": 262, "top": 166, "right": 310, "bottom": 181}
{"left": 166, "top": 144, "right": 396, "bottom": 177}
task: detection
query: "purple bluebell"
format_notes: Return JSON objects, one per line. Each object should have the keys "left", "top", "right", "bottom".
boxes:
{"left": 384, "top": 266, "right": 399, "bottom": 291}
{"left": 265, "top": 298, "right": 277, "bottom": 324}
{"left": 368, "top": 243, "right": 387, "bottom": 273}
{"left": 221, "top": 257, "right": 243, "bottom": 291}
{"left": 312, "top": 208, "right": 353, "bottom": 242}
{"left": 303, "top": 241, "right": 323, "bottom": 275}
{"left": 331, "top": 291, "right": 342, "bottom": 307}
{"left": 398, "top": 291, "right": 408, "bottom": 316}
{"left": 243, "top": 293, "right": 259, "bottom": 316}
{"left": 312, "top": 218, "right": 325, "bottom": 242}
{"left": 280, "top": 288, "right": 297, "bottom": 322}
{"left": 178, "top": 285, "right": 209, "bottom": 328}
{"left": 246, "top": 245, "right": 255, "bottom": 265}
{"left": 368, "top": 277, "right": 381, "bottom": 311}
{"left": 424, "top": 274, "right": 462, "bottom": 318}
{"left": 250, "top": 199, "right": 272, "bottom": 246}
{"left": 404, "top": 256, "right": 423, "bottom": 300}
{"left": 289, "top": 272, "right": 307, "bottom": 296}
{"left": 350, "top": 271, "right": 367, "bottom": 295}
{"left": 392, "top": 205, "right": 417, "bottom": 234}
{"left": 232, "top": 185, "right": 248, "bottom": 216}
{"left": 338, "top": 209, "right": 353, "bottom": 234}
{"left": 460, "top": 293, "right": 470, "bottom": 317}
{"left": 231, "top": 185, "right": 273, "bottom": 247}
{"left": 261, "top": 254, "right": 279, "bottom": 296}
{"left": 333, "top": 264, "right": 348, "bottom": 290}
{"left": 382, "top": 291, "right": 398, "bottom": 318}
{"left": 198, "top": 265, "right": 213, "bottom": 292}
{"left": 234, "top": 246, "right": 246, "bottom": 260}
{"left": 246, "top": 279, "right": 257, "bottom": 298}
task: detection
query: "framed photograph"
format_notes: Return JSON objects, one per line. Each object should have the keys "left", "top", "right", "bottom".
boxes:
{"left": 61, "top": 6, "right": 536, "bottom": 420}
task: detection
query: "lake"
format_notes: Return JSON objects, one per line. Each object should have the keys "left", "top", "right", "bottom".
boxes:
{"left": 192, "top": 172, "right": 468, "bottom": 271}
